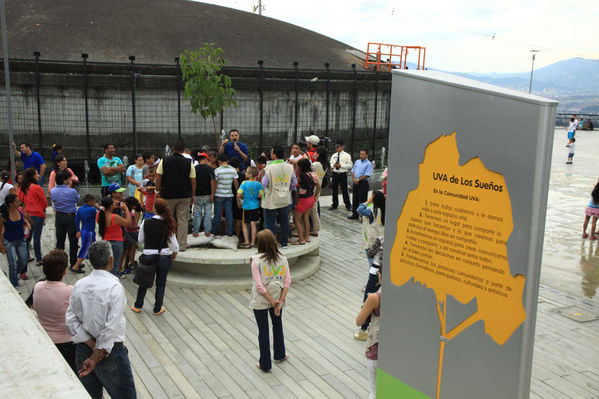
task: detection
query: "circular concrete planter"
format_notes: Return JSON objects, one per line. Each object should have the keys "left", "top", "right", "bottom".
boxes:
{"left": 167, "top": 238, "right": 320, "bottom": 289}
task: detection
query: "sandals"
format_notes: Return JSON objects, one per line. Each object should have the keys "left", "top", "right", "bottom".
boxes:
{"left": 290, "top": 241, "right": 305, "bottom": 245}
{"left": 309, "top": 232, "right": 318, "bottom": 237}
{"left": 154, "top": 306, "right": 166, "bottom": 316}
{"left": 239, "top": 243, "right": 251, "bottom": 249}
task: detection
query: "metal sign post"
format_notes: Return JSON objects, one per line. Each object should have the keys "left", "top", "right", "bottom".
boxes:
{"left": 1, "top": 0, "right": 16, "bottom": 182}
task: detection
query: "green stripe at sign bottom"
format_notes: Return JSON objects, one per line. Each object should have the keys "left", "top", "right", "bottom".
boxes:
{"left": 377, "top": 369, "right": 432, "bottom": 399}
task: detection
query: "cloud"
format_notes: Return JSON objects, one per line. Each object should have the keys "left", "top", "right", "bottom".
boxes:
{"left": 200, "top": 0, "right": 599, "bottom": 73}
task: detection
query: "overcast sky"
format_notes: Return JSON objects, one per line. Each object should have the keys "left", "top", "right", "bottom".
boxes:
{"left": 199, "top": 0, "right": 598, "bottom": 73}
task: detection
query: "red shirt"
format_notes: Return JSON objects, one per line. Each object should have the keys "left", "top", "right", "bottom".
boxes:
{"left": 17, "top": 184, "right": 47, "bottom": 218}
{"left": 307, "top": 148, "right": 317, "bottom": 162}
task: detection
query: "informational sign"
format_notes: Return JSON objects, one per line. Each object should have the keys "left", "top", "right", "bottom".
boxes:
{"left": 378, "top": 70, "right": 557, "bottom": 399}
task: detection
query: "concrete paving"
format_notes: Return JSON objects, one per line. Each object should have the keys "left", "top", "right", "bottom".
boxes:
{"left": 0, "top": 128, "right": 597, "bottom": 398}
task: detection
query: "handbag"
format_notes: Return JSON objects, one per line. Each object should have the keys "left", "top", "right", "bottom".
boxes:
{"left": 133, "top": 254, "right": 158, "bottom": 289}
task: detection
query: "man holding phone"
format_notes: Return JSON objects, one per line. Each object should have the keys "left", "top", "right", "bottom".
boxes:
{"left": 219, "top": 129, "right": 250, "bottom": 172}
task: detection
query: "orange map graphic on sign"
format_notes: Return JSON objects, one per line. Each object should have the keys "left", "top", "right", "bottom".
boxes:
{"left": 389, "top": 132, "right": 526, "bottom": 399}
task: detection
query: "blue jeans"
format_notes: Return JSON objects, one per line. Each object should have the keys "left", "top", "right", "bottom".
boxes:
{"left": 29, "top": 216, "right": 45, "bottom": 261}
{"left": 134, "top": 255, "right": 171, "bottom": 313}
{"left": 4, "top": 238, "right": 28, "bottom": 287}
{"left": 263, "top": 206, "right": 290, "bottom": 246}
{"left": 211, "top": 197, "right": 233, "bottom": 236}
{"left": 254, "top": 307, "right": 286, "bottom": 371}
{"left": 109, "top": 240, "right": 123, "bottom": 276}
{"left": 193, "top": 195, "right": 212, "bottom": 234}
{"left": 365, "top": 249, "right": 374, "bottom": 269}
{"left": 75, "top": 343, "right": 137, "bottom": 399}
{"left": 55, "top": 213, "right": 78, "bottom": 266}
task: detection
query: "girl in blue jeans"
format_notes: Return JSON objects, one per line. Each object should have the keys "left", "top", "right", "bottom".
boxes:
{"left": 0, "top": 194, "right": 31, "bottom": 290}
{"left": 130, "top": 198, "right": 178, "bottom": 316}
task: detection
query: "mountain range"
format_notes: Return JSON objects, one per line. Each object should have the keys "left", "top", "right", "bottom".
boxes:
{"left": 446, "top": 58, "right": 599, "bottom": 113}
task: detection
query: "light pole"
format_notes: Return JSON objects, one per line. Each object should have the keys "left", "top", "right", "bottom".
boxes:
{"left": 1, "top": 0, "right": 16, "bottom": 183}
{"left": 528, "top": 50, "right": 539, "bottom": 94}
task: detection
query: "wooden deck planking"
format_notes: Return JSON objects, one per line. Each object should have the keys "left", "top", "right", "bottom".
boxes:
{"left": 3, "top": 202, "right": 599, "bottom": 398}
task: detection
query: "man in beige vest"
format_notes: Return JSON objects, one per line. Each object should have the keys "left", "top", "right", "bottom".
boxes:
{"left": 260, "top": 145, "right": 297, "bottom": 248}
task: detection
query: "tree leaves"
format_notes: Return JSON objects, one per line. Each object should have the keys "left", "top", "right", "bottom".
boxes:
{"left": 179, "top": 44, "right": 238, "bottom": 122}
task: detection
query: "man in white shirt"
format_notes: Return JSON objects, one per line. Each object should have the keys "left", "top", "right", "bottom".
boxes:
{"left": 66, "top": 240, "right": 136, "bottom": 399}
{"left": 328, "top": 141, "right": 352, "bottom": 211}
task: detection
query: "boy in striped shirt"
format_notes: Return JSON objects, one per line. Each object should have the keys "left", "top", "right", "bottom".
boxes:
{"left": 211, "top": 154, "right": 239, "bottom": 236}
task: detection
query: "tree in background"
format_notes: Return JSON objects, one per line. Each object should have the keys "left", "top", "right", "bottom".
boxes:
{"left": 179, "top": 44, "right": 238, "bottom": 145}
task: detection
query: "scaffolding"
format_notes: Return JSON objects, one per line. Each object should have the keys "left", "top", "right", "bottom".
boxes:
{"left": 364, "top": 42, "right": 426, "bottom": 71}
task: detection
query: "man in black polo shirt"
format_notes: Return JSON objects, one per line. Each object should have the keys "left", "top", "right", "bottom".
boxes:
{"left": 155, "top": 139, "right": 196, "bottom": 251}
{"left": 192, "top": 153, "right": 216, "bottom": 237}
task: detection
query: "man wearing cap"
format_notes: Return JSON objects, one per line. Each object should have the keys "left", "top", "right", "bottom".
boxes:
{"left": 328, "top": 141, "right": 352, "bottom": 211}
{"left": 98, "top": 144, "right": 125, "bottom": 197}
{"left": 108, "top": 183, "right": 126, "bottom": 217}
{"left": 155, "top": 138, "right": 196, "bottom": 251}
{"left": 193, "top": 152, "right": 216, "bottom": 237}
{"left": 305, "top": 135, "right": 320, "bottom": 162}
{"left": 219, "top": 129, "right": 250, "bottom": 172}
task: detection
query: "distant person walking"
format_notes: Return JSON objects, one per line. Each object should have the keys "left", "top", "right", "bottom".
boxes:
{"left": 155, "top": 139, "right": 196, "bottom": 251}
{"left": 97, "top": 144, "right": 125, "bottom": 197}
{"left": 329, "top": 141, "right": 352, "bottom": 211}
{"left": 219, "top": 129, "right": 250, "bottom": 171}
{"left": 65, "top": 240, "right": 137, "bottom": 399}
{"left": 13, "top": 142, "right": 46, "bottom": 185}
{"left": 250, "top": 230, "right": 291, "bottom": 372}
{"left": 348, "top": 149, "right": 373, "bottom": 220}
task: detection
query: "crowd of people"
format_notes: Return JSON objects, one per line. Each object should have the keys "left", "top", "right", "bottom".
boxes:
{"left": 1, "top": 129, "right": 385, "bottom": 398}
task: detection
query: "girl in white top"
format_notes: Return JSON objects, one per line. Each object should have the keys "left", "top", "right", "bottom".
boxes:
{"left": 250, "top": 229, "right": 291, "bottom": 372}
{"left": 0, "top": 170, "right": 16, "bottom": 206}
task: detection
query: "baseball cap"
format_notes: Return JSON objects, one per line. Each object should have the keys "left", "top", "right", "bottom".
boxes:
{"left": 108, "top": 183, "right": 126, "bottom": 193}
{"left": 198, "top": 152, "right": 209, "bottom": 159}
{"left": 305, "top": 135, "right": 320, "bottom": 145}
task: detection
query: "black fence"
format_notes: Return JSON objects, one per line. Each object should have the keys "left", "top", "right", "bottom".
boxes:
{"left": 555, "top": 113, "right": 597, "bottom": 129}
{"left": 0, "top": 55, "right": 392, "bottom": 184}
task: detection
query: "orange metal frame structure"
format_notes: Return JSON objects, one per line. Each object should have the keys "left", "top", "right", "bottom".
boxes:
{"left": 364, "top": 42, "right": 426, "bottom": 71}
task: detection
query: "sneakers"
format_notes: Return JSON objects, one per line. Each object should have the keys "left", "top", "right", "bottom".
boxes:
{"left": 20, "top": 273, "right": 29, "bottom": 280}
{"left": 192, "top": 233, "right": 199, "bottom": 237}
{"left": 354, "top": 330, "right": 368, "bottom": 341}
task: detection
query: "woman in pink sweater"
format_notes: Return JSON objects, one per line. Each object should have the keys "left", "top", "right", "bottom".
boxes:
{"left": 32, "top": 249, "right": 76, "bottom": 373}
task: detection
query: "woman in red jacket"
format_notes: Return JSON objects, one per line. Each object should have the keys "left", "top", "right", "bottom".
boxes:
{"left": 17, "top": 167, "right": 47, "bottom": 265}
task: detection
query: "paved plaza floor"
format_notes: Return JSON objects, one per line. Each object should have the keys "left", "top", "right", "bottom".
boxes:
{"left": 2, "top": 128, "right": 598, "bottom": 398}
